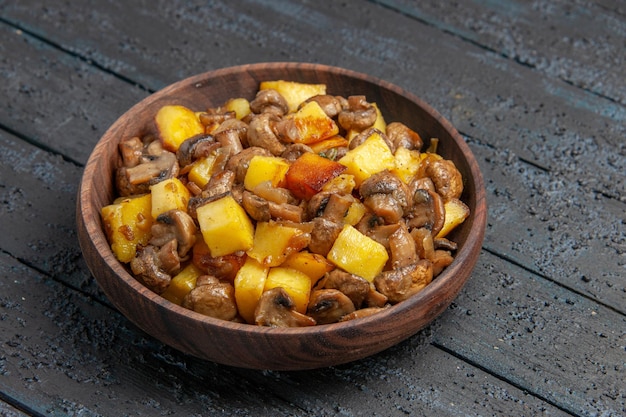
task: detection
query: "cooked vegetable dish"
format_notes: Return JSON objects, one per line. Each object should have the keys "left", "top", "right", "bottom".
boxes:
{"left": 101, "top": 80, "right": 470, "bottom": 327}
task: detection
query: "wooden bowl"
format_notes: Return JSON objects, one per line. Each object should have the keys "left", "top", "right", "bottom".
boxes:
{"left": 77, "top": 62, "right": 486, "bottom": 370}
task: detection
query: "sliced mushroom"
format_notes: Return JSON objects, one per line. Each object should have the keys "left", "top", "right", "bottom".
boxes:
{"left": 308, "top": 217, "right": 343, "bottom": 256}
{"left": 374, "top": 260, "right": 433, "bottom": 303}
{"left": 249, "top": 89, "right": 289, "bottom": 116}
{"left": 176, "top": 134, "right": 218, "bottom": 168}
{"left": 338, "top": 95, "right": 377, "bottom": 131}
{"left": 214, "top": 121, "right": 245, "bottom": 156}
{"left": 202, "top": 169, "right": 235, "bottom": 197}
{"left": 307, "top": 289, "right": 355, "bottom": 324}
{"left": 149, "top": 209, "right": 197, "bottom": 258}
{"left": 199, "top": 111, "right": 235, "bottom": 133}
{"left": 241, "top": 190, "right": 271, "bottom": 222}
{"left": 130, "top": 244, "right": 177, "bottom": 294}
{"left": 182, "top": 276, "right": 238, "bottom": 321}
{"left": 362, "top": 193, "right": 404, "bottom": 224}
{"left": 280, "top": 143, "right": 314, "bottom": 161}
{"left": 254, "top": 287, "right": 317, "bottom": 327}
{"left": 431, "top": 250, "right": 454, "bottom": 277}
{"left": 247, "top": 113, "right": 286, "bottom": 156}
{"left": 323, "top": 269, "right": 370, "bottom": 309}
{"left": 386, "top": 122, "right": 423, "bottom": 151}
{"left": 303, "top": 95, "right": 347, "bottom": 118}
{"left": 359, "top": 170, "right": 411, "bottom": 224}
{"left": 348, "top": 127, "right": 393, "bottom": 150}
{"left": 388, "top": 223, "right": 418, "bottom": 269}
{"left": 425, "top": 158, "right": 464, "bottom": 201}
{"left": 406, "top": 188, "right": 444, "bottom": 237}
{"left": 118, "top": 136, "right": 144, "bottom": 168}
{"left": 116, "top": 141, "right": 179, "bottom": 196}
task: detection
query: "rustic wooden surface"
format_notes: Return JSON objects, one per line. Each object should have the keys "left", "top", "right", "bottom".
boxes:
{"left": 0, "top": 0, "right": 624, "bottom": 415}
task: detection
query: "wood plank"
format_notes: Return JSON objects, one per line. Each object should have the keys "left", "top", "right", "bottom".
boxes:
{"left": 0, "top": 250, "right": 311, "bottom": 416}
{"left": 433, "top": 250, "right": 626, "bottom": 416}
{"left": 0, "top": 401, "right": 29, "bottom": 417}
{"left": 0, "top": 250, "right": 572, "bottom": 416}
{"left": 381, "top": 0, "right": 626, "bottom": 106}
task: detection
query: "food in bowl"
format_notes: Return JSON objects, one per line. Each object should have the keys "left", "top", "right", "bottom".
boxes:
{"left": 101, "top": 80, "right": 470, "bottom": 327}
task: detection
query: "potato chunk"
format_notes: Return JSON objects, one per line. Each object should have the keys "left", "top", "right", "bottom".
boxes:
{"left": 285, "top": 152, "right": 347, "bottom": 200}
{"left": 155, "top": 105, "right": 205, "bottom": 152}
{"left": 243, "top": 155, "right": 290, "bottom": 191}
{"left": 436, "top": 198, "right": 470, "bottom": 238}
{"left": 338, "top": 130, "right": 395, "bottom": 186}
{"left": 264, "top": 267, "right": 312, "bottom": 314}
{"left": 247, "top": 222, "right": 310, "bottom": 267}
{"left": 150, "top": 177, "right": 190, "bottom": 220}
{"left": 234, "top": 257, "right": 270, "bottom": 324}
{"left": 160, "top": 263, "right": 203, "bottom": 305}
{"left": 288, "top": 101, "right": 339, "bottom": 144}
{"left": 196, "top": 195, "right": 254, "bottom": 257}
{"left": 259, "top": 80, "right": 326, "bottom": 113}
{"left": 101, "top": 194, "right": 152, "bottom": 263}
{"left": 327, "top": 224, "right": 389, "bottom": 282}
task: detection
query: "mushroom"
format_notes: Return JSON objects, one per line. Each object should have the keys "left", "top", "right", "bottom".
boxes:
{"left": 116, "top": 140, "right": 179, "bottom": 196}
{"left": 199, "top": 110, "right": 235, "bottom": 133}
{"left": 340, "top": 306, "right": 389, "bottom": 322}
{"left": 348, "top": 127, "right": 394, "bottom": 150}
{"left": 388, "top": 223, "right": 418, "bottom": 269}
{"left": 425, "top": 158, "right": 464, "bottom": 201}
{"left": 338, "top": 95, "right": 377, "bottom": 131}
{"left": 214, "top": 119, "right": 246, "bottom": 156}
{"left": 322, "top": 269, "right": 371, "bottom": 309}
{"left": 431, "top": 250, "right": 454, "bottom": 277}
{"left": 249, "top": 89, "right": 289, "bottom": 116}
{"left": 386, "top": 122, "right": 423, "bottom": 151}
{"left": 406, "top": 188, "right": 445, "bottom": 236}
{"left": 118, "top": 136, "right": 144, "bottom": 168}
{"left": 281, "top": 143, "right": 314, "bottom": 161}
{"left": 374, "top": 260, "right": 433, "bottom": 303}
{"left": 307, "top": 289, "right": 355, "bottom": 324}
{"left": 149, "top": 209, "right": 197, "bottom": 258}
{"left": 308, "top": 217, "right": 343, "bottom": 256}
{"left": 130, "top": 242, "right": 181, "bottom": 294}
{"left": 182, "top": 276, "right": 238, "bottom": 321}
{"left": 359, "top": 170, "right": 411, "bottom": 224}
{"left": 254, "top": 287, "right": 316, "bottom": 327}
{"left": 247, "top": 113, "right": 286, "bottom": 156}
{"left": 241, "top": 190, "right": 271, "bottom": 222}
{"left": 302, "top": 95, "right": 347, "bottom": 118}
{"left": 176, "top": 134, "right": 218, "bottom": 168}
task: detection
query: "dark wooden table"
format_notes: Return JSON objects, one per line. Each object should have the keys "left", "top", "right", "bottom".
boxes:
{"left": 1, "top": 1, "right": 624, "bottom": 416}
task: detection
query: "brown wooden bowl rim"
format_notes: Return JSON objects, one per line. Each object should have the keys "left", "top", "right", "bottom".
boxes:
{"left": 78, "top": 62, "right": 486, "bottom": 339}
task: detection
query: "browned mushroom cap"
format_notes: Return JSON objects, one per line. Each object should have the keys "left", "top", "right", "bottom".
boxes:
{"left": 176, "top": 134, "right": 218, "bottom": 168}
{"left": 374, "top": 260, "right": 433, "bottom": 303}
{"left": 116, "top": 141, "right": 179, "bottom": 197}
{"left": 386, "top": 122, "right": 423, "bottom": 151}
{"left": 214, "top": 119, "right": 247, "bottom": 156}
{"left": 247, "top": 113, "right": 287, "bottom": 156}
{"left": 302, "top": 95, "right": 347, "bottom": 118}
{"left": 308, "top": 217, "right": 343, "bottom": 256}
{"left": 241, "top": 190, "right": 271, "bottom": 222}
{"left": 406, "top": 188, "right": 445, "bottom": 237}
{"left": 225, "top": 146, "right": 273, "bottom": 183}
{"left": 425, "top": 158, "right": 464, "bottom": 201}
{"left": 280, "top": 143, "right": 314, "bottom": 161}
{"left": 249, "top": 89, "right": 289, "bottom": 116}
{"left": 130, "top": 244, "right": 177, "bottom": 294}
{"left": 307, "top": 289, "right": 355, "bottom": 324}
{"left": 254, "top": 287, "right": 317, "bottom": 327}
{"left": 181, "top": 276, "right": 238, "bottom": 321}
{"left": 149, "top": 210, "right": 197, "bottom": 258}
{"left": 119, "top": 136, "right": 144, "bottom": 168}
{"left": 338, "top": 95, "right": 377, "bottom": 131}
{"left": 388, "top": 223, "right": 418, "bottom": 269}
{"left": 359, "top": 170, "right": 411, "bottom": 224}
{"left": 323, "top": 269, "right": 370, "bottom": 309}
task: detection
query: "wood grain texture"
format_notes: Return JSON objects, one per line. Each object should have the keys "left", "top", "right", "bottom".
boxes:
{"left": 1, "top": 0, "right": 625, "bottom": 414}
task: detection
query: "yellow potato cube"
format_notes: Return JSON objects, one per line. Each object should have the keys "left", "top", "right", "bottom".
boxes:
{"left": 101, "top": 194, "right": 152, "bottom": 263}
{"left": 289, "top": 101, "right": 339, "bottom": 144}
{"left": 196, "top": 195, "right": 254, "bottom": 257}
{"left": 338, "top": 130, "right": 395, "bottom": 186}
{"left": 281, "top": 251, "right": 334, "bottom": 286}
{"left": 436, "top": 198, "right": 470, "bottom": 239}
{"left": 243, "top": 155, "right": 290, "bottom": 191}
{"left": 160, "top": 263, "right": 203, "bottom": 305}
{"left": 234, "top": 257, "right": 270, "bottom": 324}
{"left": 327, "top": 224, "right": 389, "bottom": 282}
{"left": 150, "top": 178, "right": 190, "bottom": 220}
{"left": 155, "top": 105, "right": 204, "bottom": 152}
{"left": 372, "top": 103, "right": 387, "bottom": 132}
{"left": 392, "top": 147, "right": 422, "bottom": 183}
{"left": 188, "top": 154, "right": 218, "bottom": 188}
{"left": 260, "top": 80, "right": 327, "bottom": 113}
{"left": 247, "top": 221, "right": 310, "bottom": 267}
{"left": 321, "top": 173, "right": 356, "bottom": 195}
{"left": 264, "top": 267, "right": 312, "bottom": 314}
{"left": 343, "top": 200, "right": 367, "bottom": 226}
{"left": 223, "top": 97, "right": 251, "bottom": 120}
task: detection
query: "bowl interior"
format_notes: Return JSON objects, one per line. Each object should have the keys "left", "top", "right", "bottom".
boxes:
{"left": 77, "top": 62, "right": 486, "bottom": 370}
